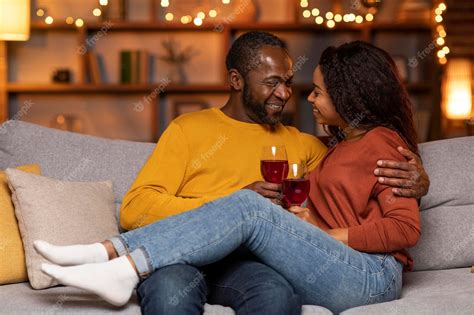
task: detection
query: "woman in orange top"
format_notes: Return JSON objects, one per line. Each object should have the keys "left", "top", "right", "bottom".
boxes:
{"left": 35, "top": 41, "right": 421, "bottom": 313}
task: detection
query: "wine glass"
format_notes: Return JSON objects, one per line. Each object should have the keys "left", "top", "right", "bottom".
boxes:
{"left": 282, "top": 162, "right": 310, "bottom": 207}
{"left": 260, "top": 145, "right": 289, "bottom": 184}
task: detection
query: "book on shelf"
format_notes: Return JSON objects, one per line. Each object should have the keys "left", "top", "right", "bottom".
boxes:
{"left": 120, "top": 50, "right": 150, "bottom": 84}
{"left": 85, "top": 52, "right": 103, "bottom": 84}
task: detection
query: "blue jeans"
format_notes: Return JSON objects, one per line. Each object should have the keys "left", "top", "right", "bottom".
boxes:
{"left": 112, "top": 190, "right": 403, "bottom": 314}
{"left": 137, "top": 250, "right": 301, "bottom": 315}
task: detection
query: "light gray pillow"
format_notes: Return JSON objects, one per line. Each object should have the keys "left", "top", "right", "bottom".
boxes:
{"left": 6, "top": 168, "right": 119, "bottom": 289}
{"left": 410, "top": 136, "right": 474, "bottom": 270}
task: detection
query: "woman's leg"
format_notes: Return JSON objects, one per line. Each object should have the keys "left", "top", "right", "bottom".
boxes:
{"left": 38, "top": 190, "right": 402, "bottom": 312}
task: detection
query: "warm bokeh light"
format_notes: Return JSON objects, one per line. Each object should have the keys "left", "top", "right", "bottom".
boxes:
{"left": 439, "top": 3, "right": 447, "bottom": 11}
{"left": 444, "top": 59, "right": 472, "bottom": 119}
{"left": 343, "top": 14, "right": 350, "bottom": 22}
{"left": 435, "top": 8, "right": 443, "bottom": 15}
{"left": 439, "top": 30, "right": 446, "bottom": 37}
{"left": 311, "top": 8, "right": 319, "bottom": 16}
{"left": 222, "top": 0, "right": 230, "bottom": 4}
{"left": 325, "top": 12, "right": 334, "bottom": 19}
{"left": 45, "top": 16, "right": 54, "bottom": 24}
{"left": 300, "top": 0, "right": 308, "bottom": 8}
{"left": 436, "top": 37, "right": 445, "bottom": 46}
{"left": 355, "top": 15, "right": 363, "bottom": 23}
{"left": 437, "top": 50, "right": 445, "bottom": 58}
{"left": 439, "top": 57, "right": 447, "bottom": 65}
{"left": 66, "top": 17, "right": 74, "bottom": 24}
{"left": 99, "top": 0, "right": 108, "bottom": 5}
{"left": 442, "top": 46, "right": 450, "bottom": 54}
{"left": 75, "top": 18, "right": 84, "bottom": 27}
{"left": 36, "top": 9, "right": 45, "bottom": 17}
{"left": 315, "top": 16, "right": 324, "bottom": 25}
{"left": 193, "top": 17, "right": 203, "bottom": 26}
{"left": 165, "top": 13, "right": 174, "bottom": 21}
{"left": 435, "top": 15, "right": 443, "bottom": 23}
{"left": 197, "top": 12, "right": 205, "bottom": 19}
{"left": 334, "top": 14, "right": 342, "bottom": 22}
{"left": 365, "top": 13, "right": 374, "bottom": 21}
{"left": 303, "top": 10, "right": 311, "bottom": 18}
{"left": 209, "top": 9, "right": 217, "bottom": 18}
{"left": 93, "top": 8, "right": 102, "bottom": 17}
{"left": 327, "top": 20, "right": 335, "bottom": 28}
{"left": 160, "top": 1, "right": 169, "bottom": 8}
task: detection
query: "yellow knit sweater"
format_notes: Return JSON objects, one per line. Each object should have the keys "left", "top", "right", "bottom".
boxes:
{"left": 120, "top": 108, "right": 328, "bottom": 230}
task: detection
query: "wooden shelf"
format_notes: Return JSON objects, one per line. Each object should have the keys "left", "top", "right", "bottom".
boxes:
{"left": 30, "top": 21, "right": 432, "bottom": 33}
{"left": 6, "top": 83, "right": 230, "bottom": 94}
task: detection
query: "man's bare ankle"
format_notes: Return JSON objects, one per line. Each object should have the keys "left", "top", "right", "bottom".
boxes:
{"left": 101, "top": 240, "right": 118, "bottom": 260}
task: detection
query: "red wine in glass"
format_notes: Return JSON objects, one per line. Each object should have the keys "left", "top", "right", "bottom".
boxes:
{"left": 260, "top": 160, "right": 289, "bottom": 184}
{"left": 282, "top": 178, "right": 310, "bottom": 207}
{"left": 260, "top": 145, "right": 288, "bottom": 184}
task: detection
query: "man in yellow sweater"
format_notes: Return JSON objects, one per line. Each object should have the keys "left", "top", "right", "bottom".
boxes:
{"left": 121, "top": 32, "right": 429, "bottom": 314}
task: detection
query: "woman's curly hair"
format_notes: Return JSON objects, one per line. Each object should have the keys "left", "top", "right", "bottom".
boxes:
{"left": 319, "top": 41, "right": 419, "bottom": 155}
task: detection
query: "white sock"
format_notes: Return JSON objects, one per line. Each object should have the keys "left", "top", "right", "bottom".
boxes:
{"left": 34, "top": 240, "right": 109, "bottom": 266}
{"left": 41, "top": 256, "right": 139, "bottom": 306}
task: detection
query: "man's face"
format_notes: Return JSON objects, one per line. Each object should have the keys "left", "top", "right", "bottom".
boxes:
{"left": 242, "top": 46, "right": 294, "bottom": 126}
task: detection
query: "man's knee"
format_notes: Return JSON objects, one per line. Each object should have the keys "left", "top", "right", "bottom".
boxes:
{"left": 246, "top": 263, "right": 301, "bottom": 314}
{"left": 208, "top": 261, "right": 301, "bottom": 315}
{"left": 137, "top": 264, "right": 207, "bottom": 314}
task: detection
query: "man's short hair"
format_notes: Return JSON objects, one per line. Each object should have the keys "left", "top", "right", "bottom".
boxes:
{"left": 225, "top": 31, "right": 287, "bottom": 78}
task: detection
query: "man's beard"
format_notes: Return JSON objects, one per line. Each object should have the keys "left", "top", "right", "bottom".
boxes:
{"left": 242, "top": 84, "right": 282, "bottom": 126}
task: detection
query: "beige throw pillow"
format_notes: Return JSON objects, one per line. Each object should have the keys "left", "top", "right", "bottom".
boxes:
{"left": 6, "top": 168, "right": 119, "bottom": 289}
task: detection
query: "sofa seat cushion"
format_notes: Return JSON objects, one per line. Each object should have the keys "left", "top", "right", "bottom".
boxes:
{"left": 0, "top": 282, "right": 331, "bottom": 314}
{"left": 341, "top": 268, "right": 474, "bottom": 315}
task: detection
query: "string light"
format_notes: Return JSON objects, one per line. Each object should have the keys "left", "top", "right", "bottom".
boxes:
{"left": 66, "top": 17, "right": 74, "bottom": 24}
{"left": 300, "top": 2, "right": 377, "bottom": 28}
{"left": 45, "top": 16, "right": 54, "bottom": 25}
{"left": 99, "top": 0, "right": 108, "bottom": 5}
{"left": 434, "top": 3, "right": 448, "bottom": 64}
{"left": 163, "top": 1, "right": 232, "bottom": 24}
{"left": 36, "top": 9, "right": 45, "bottom": 17}
{"left": 75, "top": 18, "right": 84, "bottom": 27}
{"left": 93, "top": 8, "right": 102, "bottom": 17}
{"left": 165, "top": 13, "right": 174, "bottom": 21}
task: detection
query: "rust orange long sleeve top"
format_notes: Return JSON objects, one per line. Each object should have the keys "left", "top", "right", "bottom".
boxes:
{"left": 307, "top": 127, "right": 421, "bottom": 271}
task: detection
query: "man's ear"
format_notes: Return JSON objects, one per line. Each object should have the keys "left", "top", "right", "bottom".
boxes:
{"left": 228, "top": 69, "right": 244, "bottom": 91}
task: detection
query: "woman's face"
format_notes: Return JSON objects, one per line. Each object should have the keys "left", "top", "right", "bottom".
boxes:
{"left": 307, "top": 66, "right": 346, "bottom": 127}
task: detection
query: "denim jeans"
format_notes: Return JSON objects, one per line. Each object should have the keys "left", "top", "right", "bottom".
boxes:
{"left": 137, "top": 251, "right": 301, "bottom": 315}
{"left": 111, "top": 190, "right": 403, "bottom": 314}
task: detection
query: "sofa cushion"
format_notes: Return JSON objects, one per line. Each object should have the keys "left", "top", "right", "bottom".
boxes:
{"left": 419, "top": 136, "right": 474, "bottom": 210}
{"left": 0, "top": 120, "right": 155, "bottom": 207}
{"left": 408, "top": 137, "right": 474, "bottom": 271}
{"left": 0, "top": 282, "right": 331, "bottom": 315}
{"left": 6, "top": 168, "right": 119, "bottom": 289}
{"left": 0, "top": 164, "right": 41, "bottom": 285}
{"left": 407, "top": 205, "right": 474, "bottom": 271}
{"left": 341, "top": 267, "right": 474, "bottom": 315}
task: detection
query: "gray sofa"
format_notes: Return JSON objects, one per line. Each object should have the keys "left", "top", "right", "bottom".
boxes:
{"left": 0, "top": 120, "right": 473, "bottom": 315}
